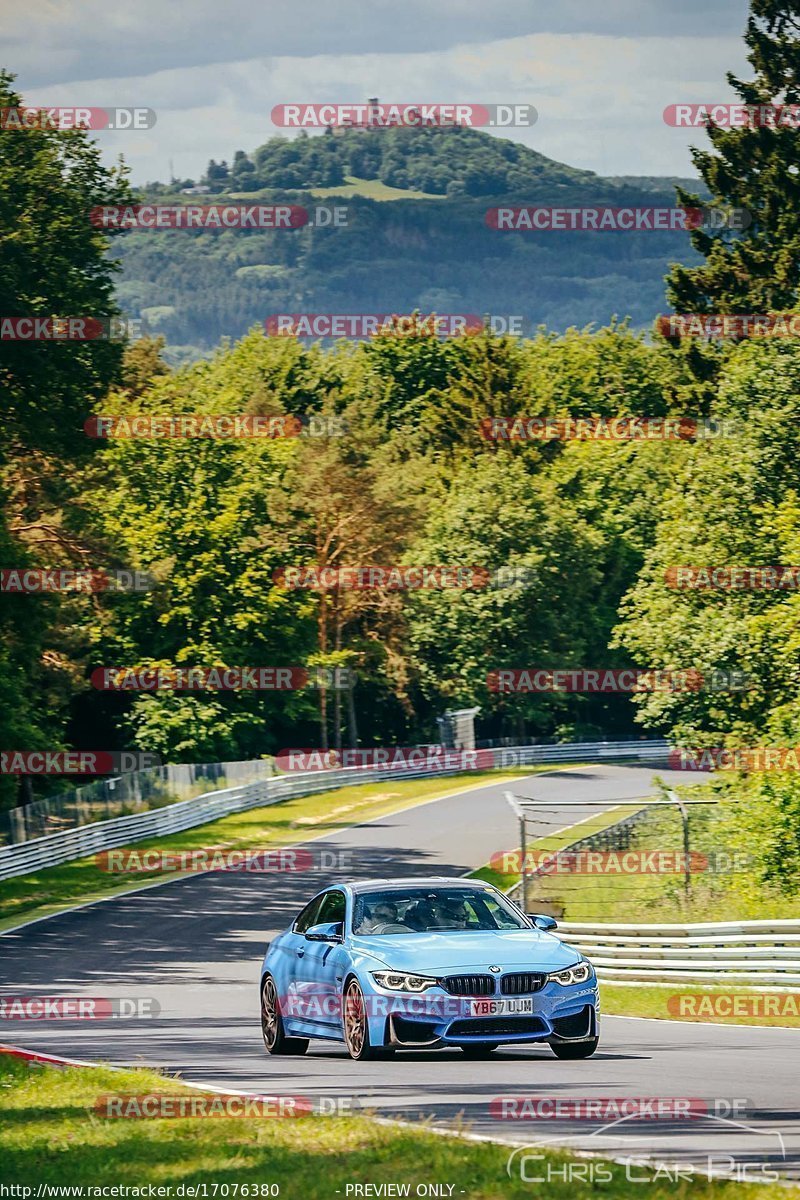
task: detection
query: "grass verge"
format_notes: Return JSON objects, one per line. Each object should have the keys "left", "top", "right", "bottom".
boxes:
{"left": 601, "top": 983, "right": 800, "bottom": 1028}
{"left": 1, "top": 1056, "right": 796, "bottom": 1196}
{"left": 0, "top": 771, "right": 530, "bottom": 933}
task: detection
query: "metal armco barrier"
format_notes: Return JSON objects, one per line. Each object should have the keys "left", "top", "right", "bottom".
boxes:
{"left": 491, "top": 740, "right": 670, "bottom": 768}
{"left": 557, "top": 919, "right": 800, "bottom": 985}
{"left": 0, "top": 739, "right": 670, "bottom": 881}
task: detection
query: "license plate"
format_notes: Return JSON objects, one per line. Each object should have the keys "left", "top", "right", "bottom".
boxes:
{"left": 467, "top": 998, "right": 534, "bottom": 1017}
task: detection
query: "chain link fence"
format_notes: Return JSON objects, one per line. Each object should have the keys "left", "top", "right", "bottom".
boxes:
{"left": 0, "top": 760, "right": 273, "bottom": 845}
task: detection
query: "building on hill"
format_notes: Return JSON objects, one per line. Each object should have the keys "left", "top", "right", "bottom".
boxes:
{"left": 331, "top": 98, "right": 381, "bottom": 136}
{"left": 330, "top": 99, "right": 464, "bottom": 136}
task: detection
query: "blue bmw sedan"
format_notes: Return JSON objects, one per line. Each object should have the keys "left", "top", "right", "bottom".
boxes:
{"left": 259, "top": 877, "right": 599, "bottom": 1060}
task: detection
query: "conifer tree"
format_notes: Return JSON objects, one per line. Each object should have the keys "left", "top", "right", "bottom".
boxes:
{"left": 666, "top": 2, "right": 800, "bottom": 316}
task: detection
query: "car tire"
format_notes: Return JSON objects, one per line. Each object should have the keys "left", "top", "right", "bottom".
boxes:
{"left": 343, "top": 979, "right": 389, "bottom": 1061}
{"left": 550, "top": 1036, "right": 599, "bottom": 1059}
{"left": 261, "top": 976, "right": 308, "bottom": 1056}
{"left": 460, "top": 1043, "right": 499, "bottom": 1057}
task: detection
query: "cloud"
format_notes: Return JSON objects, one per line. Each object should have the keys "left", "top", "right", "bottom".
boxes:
{"left": 13, "top": 29, "right": 749, "bottom": 184}
{"left": 4, "top": 0, "right": 750, "bottom": 88}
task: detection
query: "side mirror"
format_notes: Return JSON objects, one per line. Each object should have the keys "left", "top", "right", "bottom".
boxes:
{"left": 529, "top": 914, "right": 558, "bottom": 931}
{"left": 305, "top": 921, "right": 344, "bottom": 943}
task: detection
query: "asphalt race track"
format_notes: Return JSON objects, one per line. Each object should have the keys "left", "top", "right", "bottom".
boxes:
{"left": 1, "top": 765, "right": 798, "bottom": 1182}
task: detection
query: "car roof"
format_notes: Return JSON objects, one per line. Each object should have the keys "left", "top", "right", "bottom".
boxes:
{"left": 345, "top": 877, "right": 495, "bottom": 894}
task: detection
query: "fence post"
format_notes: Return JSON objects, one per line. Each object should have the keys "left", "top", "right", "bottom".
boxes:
{"left": 8, "top": 806, "right": 26, "bottom": 844}
{"left": 520, "top": 813, "right": 531, "bottom": 913}
{"left": 668, "top": 790, "right": 691, "bottom": 904}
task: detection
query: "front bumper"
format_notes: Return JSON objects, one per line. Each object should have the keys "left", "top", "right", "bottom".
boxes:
{"left": 375, "top": 983, "right": 599, "bottom": 1047}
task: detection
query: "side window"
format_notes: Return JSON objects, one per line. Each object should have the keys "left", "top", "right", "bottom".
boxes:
{"left": 316, "top": 890, "right": 346, "bottom": 926}
{"left": 294, "top": 895, "right": 324, "bottom": 934}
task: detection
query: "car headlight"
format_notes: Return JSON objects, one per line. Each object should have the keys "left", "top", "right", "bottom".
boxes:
{"left": 371, "top": 971, "right": 439, "bottom": 992}
{"left": 548, "top": 960, "right": 593, "bottom": 986}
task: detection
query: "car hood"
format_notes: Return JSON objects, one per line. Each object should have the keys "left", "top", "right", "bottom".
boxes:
{"left": 352, "top": 929, "right": 582, "bottom": 973}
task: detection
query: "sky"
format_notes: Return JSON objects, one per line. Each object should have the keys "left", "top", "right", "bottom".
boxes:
{"left": 1, "top": 0, "right": 753, "bottom": 185}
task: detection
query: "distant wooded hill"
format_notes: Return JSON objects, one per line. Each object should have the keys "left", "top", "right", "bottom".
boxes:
{"left": 118, "top": 126, "right": 703, "bottom": 361}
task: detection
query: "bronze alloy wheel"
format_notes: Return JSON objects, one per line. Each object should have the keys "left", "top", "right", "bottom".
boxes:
{"left": 261, "top": 977, "right": 279, "bottom": 1050}
{"left": 343, "top": 979, "right": 394, "bottom": 1059}
{"left": 344, "top": 980, "right": 367, "bottom": 1057}
{"left": 260, "top": 976, "right": 308, "bottom": 1056}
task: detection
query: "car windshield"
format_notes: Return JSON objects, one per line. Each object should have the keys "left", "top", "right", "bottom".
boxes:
{"left": 351, "top": 887, "right": 528, "bottom": 935}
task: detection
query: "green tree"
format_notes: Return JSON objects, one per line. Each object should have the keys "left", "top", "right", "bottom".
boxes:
{"left": 615, "top": 339, "right": 800, "bottom": 744}
{"left": 666, "top": 1, "right": 800, "bottom": 318}
{"left": 83, "top": 332, "right": 341, "bottom": 760}
{"left": 0, "top": 69, "right": 131, "bottom": 803}
{"left": 0, "top": 70, "right": 130, "bottom": 459}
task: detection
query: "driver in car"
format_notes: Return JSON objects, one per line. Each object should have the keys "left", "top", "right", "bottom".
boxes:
{"left": 433, "top": 898, "right": 470, "bottom": 928}
{"left": 361, "top": 900, "right": 403, "bottom": 931}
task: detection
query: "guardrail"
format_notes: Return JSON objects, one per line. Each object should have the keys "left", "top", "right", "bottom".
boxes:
{"left": 492, "top": 740, "right": 670, "bottom": 768}
{"left": 557, "top": 919, "right": 800, "bottom": 985}
{"left": 0, "top": 764, "right": 435, "bottom": 882}
{"left": 0, "top": 739, "right": 671, "bottom": 882}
